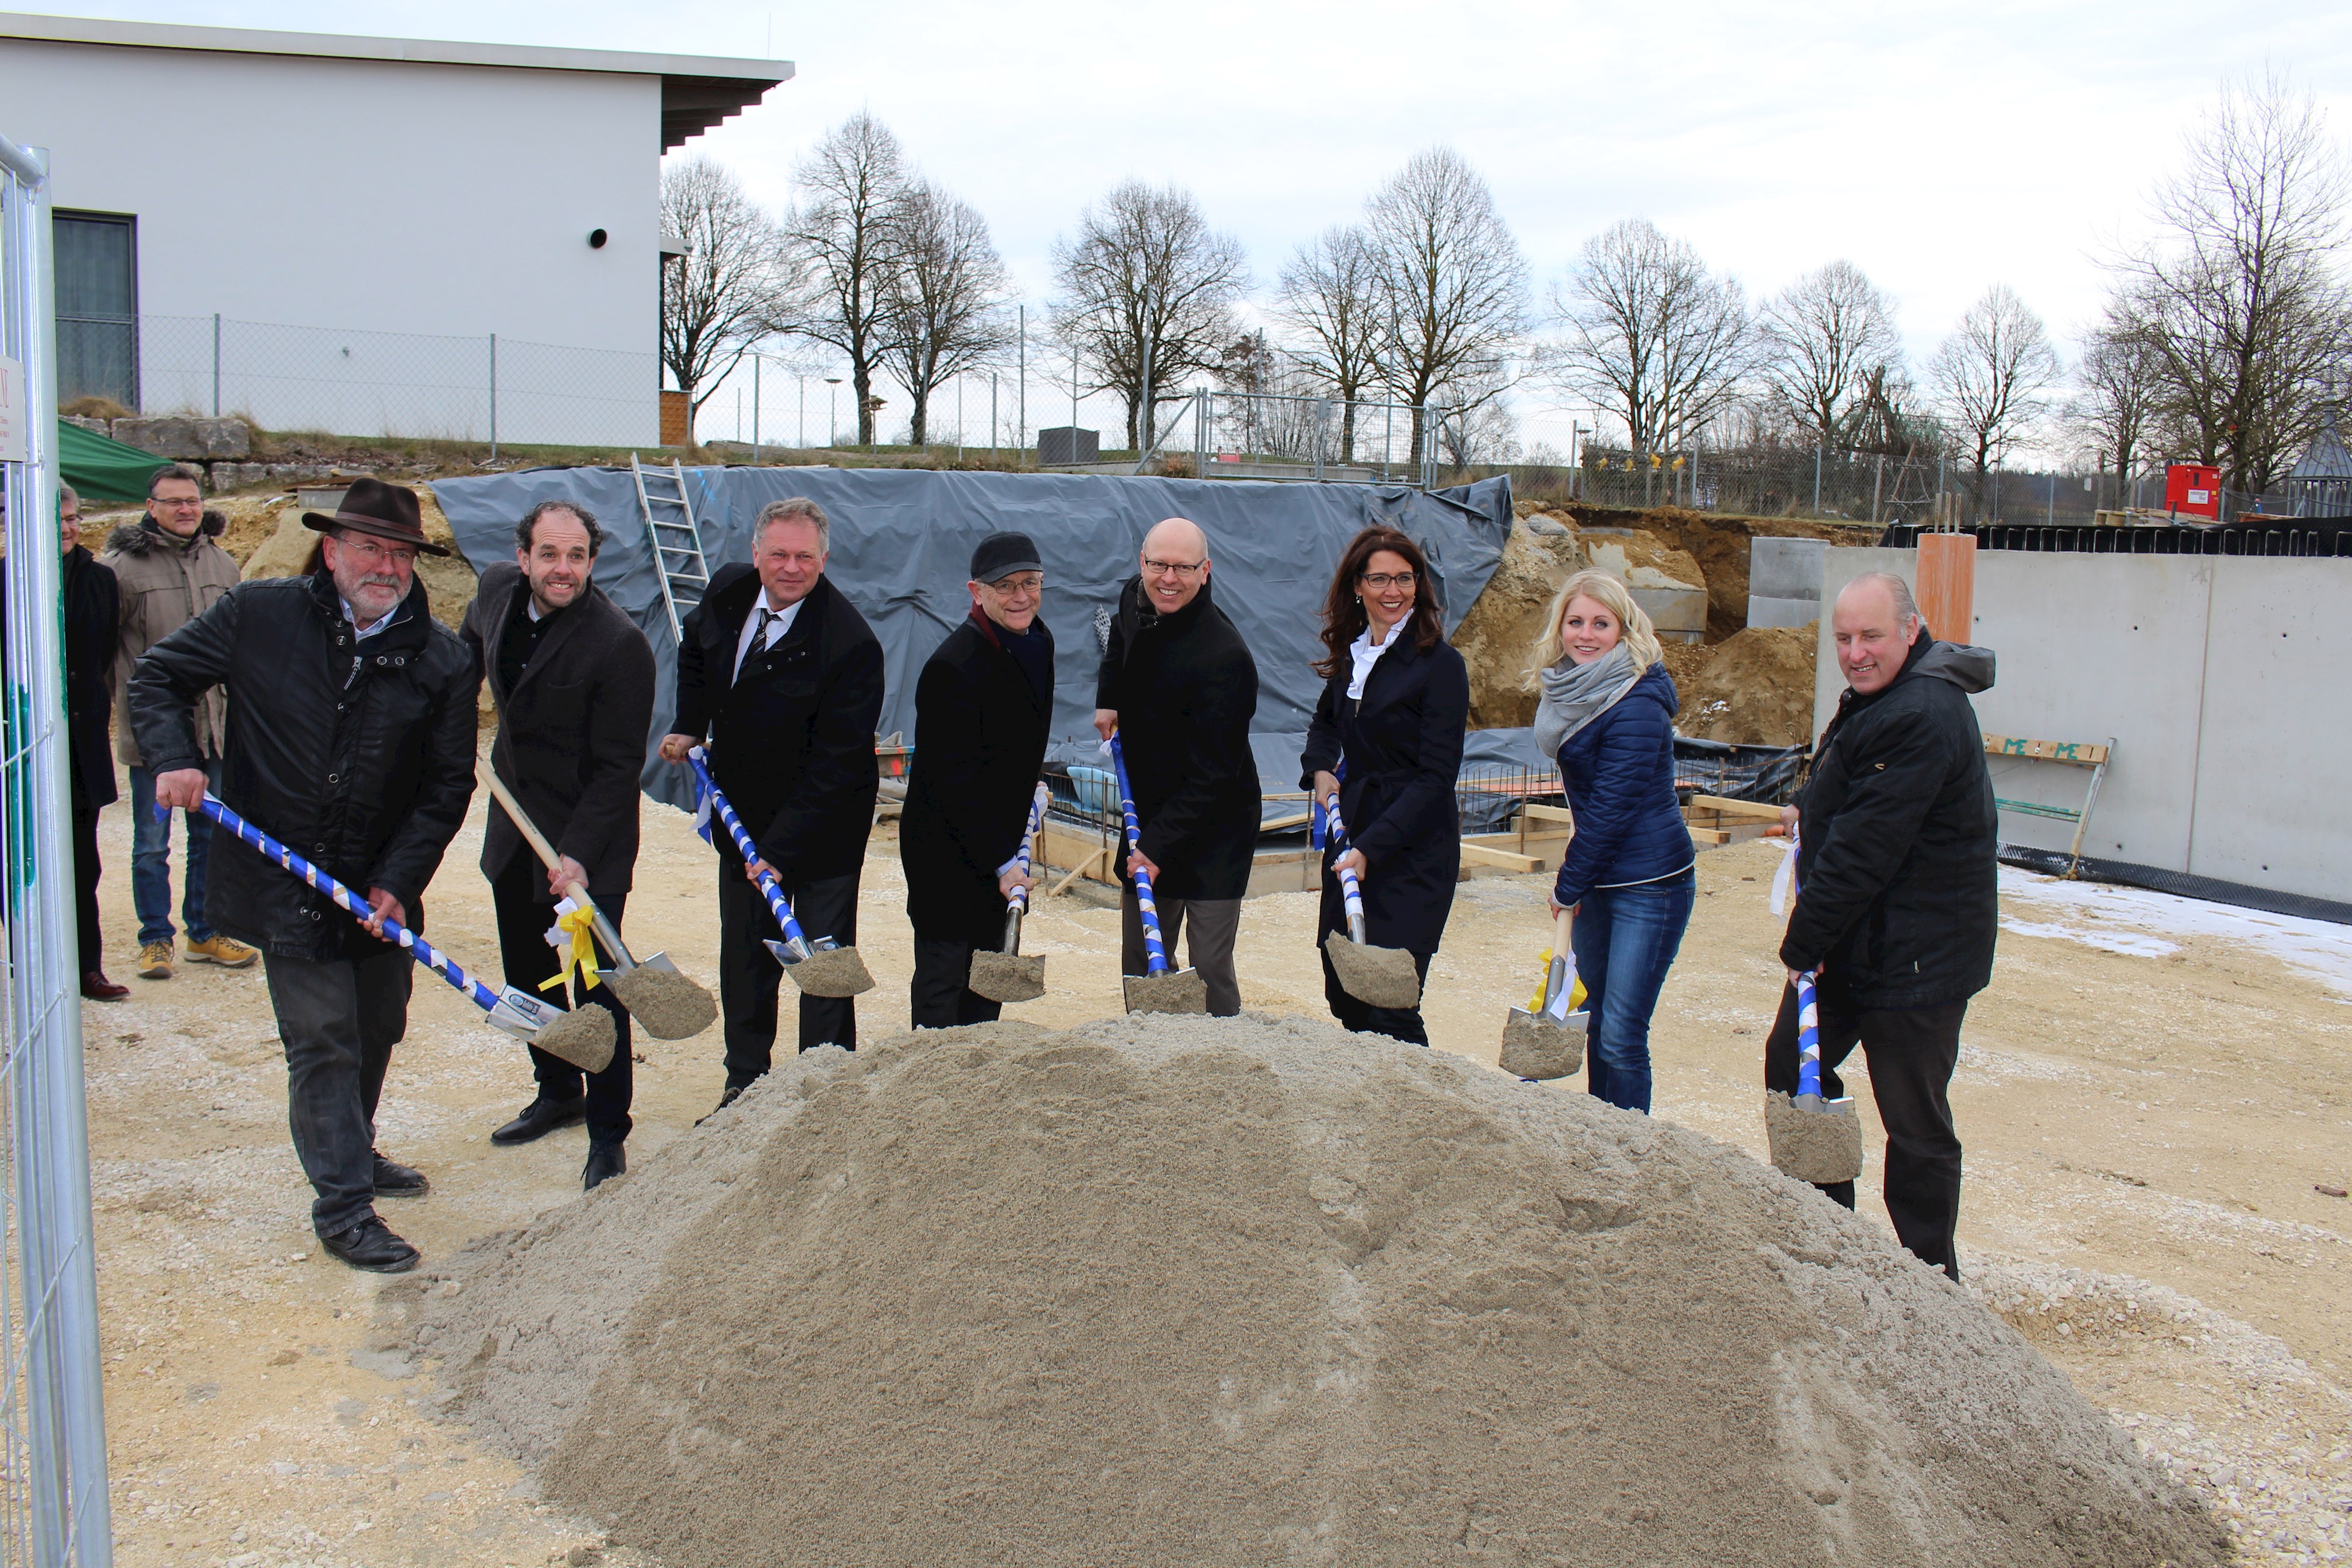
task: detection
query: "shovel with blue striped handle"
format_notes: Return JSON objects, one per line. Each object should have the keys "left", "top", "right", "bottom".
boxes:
{"left": 1109, "top": 734, "right": 1208, "bottom": 1015}
{"left": 1317, "top": 793, "right": 1422, "bottom": 1009}
{"left": 687, "top": 747, "right": 873, "bottom": 997}
{"left": 968, "top": 782, "right": 1053, "bottom": 1004}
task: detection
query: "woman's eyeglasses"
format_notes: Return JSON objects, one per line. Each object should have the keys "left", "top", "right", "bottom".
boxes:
{"left": 1358, "top": 571, "right": 1417, "bottom": 590}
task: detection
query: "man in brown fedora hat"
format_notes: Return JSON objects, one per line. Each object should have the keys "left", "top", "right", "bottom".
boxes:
{"left": 131, "top": 476, "right": 478, "bottom": 1273}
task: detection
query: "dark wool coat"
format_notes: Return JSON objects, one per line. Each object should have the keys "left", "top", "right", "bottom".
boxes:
{"left": 0, "top": 547, "right": 120, "bottom": 809}
{"left": 1299, "top": 637, "right": 1468, "bottom": 955}
{"left": 900, "top": 608, "right": 1054, "bottom": 944}
{"left": 128, "top": 571, "right": 480, "bottom": 961}
{"left": 672, "top": 565, "right": 883, "bottom": 885}
{"left": 1550, "top": 661, "right": 1692, "bottom": 909}
{"left": 1782, "top": 632, "right": 1998, "bottom": 1010}
{"left": 461, "top": 562, "right": 657, "bottom": 904}
{"left": 1094, "top": 573, "right": 1260, "bottom": 901}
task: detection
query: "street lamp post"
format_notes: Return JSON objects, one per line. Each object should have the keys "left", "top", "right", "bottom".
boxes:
{"left": 825, "top": 377, "right": 843, "bottom": 448}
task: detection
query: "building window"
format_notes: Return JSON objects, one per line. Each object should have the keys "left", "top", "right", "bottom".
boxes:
{"left": 55, "top": 211, "right": 138, "bottom": 411}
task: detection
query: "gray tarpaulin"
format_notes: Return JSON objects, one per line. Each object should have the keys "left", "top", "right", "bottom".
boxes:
{"left": 431, "top": 467, "right": 1512, "bottom": 812}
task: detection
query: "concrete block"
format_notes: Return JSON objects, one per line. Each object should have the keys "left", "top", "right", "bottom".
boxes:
{"left": 63, "top": 415, "right": 111, "bottom": 434}
{"left": 1748, "top": 536, "right": 1827, "bottom": 601}
{"left": 1746, "top": 595, "right": 1822, "bottom": 630}
{"left": 112, "top": 416, "right": 251, "bottom": 460}
{"left": 208, "top": 461, "right": 267, "bottom": 491}
{"left": 1630, "top": 585, "right": 1708, "bottom": 641}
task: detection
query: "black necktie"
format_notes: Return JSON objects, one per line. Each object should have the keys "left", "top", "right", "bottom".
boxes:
{"left": 752, "top": 607, "right": 776, "bottom": 657}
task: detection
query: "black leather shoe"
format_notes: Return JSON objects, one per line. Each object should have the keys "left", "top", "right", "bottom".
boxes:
{"left": 490, "top": 1097, "right": 586, "bottom": 1146}
{"left": 82, "top": 971, "right": 129, "bottom": 1002}
{"left": 319, "top": 1215, "right": 419, "bottom": 1273}
{"left": 372, "top": 1151, "right": 429, "bottom": 1198}
{"left": 583, "top": 1141, "right": 626, "bottom": 1191}
{"left": 695, "top": 1083, "right": 745, "bottom": 1127}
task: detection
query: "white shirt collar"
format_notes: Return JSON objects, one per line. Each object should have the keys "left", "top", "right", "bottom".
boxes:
{"left": 734, "top": 586, "right": 804, "bottom": 677}
{"left": 342, "top": 597, "right": 397, "bottom": 641}
{"left": 1346, "top": 623, "right": 1398, "bottom": 700}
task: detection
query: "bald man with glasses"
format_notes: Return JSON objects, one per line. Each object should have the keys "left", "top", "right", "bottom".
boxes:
{"left": 1093, "top": 517, "right": 1260, "bottom": 1015}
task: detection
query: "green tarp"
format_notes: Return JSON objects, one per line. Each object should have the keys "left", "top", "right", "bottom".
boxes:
{"left": 57, "top": 418, "right": 166, "bottom": 504}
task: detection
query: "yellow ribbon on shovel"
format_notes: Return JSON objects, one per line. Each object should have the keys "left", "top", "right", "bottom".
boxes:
{"left": 1524, "top": 950, "right": 1588, "bottom": 1015}
{"left": 540, "top": 899, "right": 603, "bottom": 994}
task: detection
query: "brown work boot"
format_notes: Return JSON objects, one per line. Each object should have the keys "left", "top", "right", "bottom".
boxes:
{"left": 184, "top": 934, "right": 258, "bottom": 969}
{"left": 136, "top": 941, "right": 173, "bottom": 980}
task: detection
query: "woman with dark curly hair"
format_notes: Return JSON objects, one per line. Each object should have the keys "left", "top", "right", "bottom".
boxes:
{"left": 1299, "top": 526, "right": 1469, "bottom": 1045}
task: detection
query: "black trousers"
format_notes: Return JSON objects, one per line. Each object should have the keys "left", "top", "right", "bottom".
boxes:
{"left": 909, "top": 933, "right": 1004, "bottom": 1030}
{"left": 262, "top": 945, "right": 412, "bottom": 1238}
{"left": 490, "top": 858, "right": 633, "bottom": 1145}
{"left": 1319, "top": 938, "right": 1432, "bottom": 1046}
{"left": 718, "top": 860, "right": 860, "bottom": 1086}
{"left": 72, "top": 800, "right": 103, "bottom": 974}
{"left": 1764, "top": 982, "right": 1967, "bottom": 1277}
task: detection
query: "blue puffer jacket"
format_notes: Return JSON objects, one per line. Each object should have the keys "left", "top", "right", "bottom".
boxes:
{"left": 1552, "top": 662, "right": 1691, "bottom": 908}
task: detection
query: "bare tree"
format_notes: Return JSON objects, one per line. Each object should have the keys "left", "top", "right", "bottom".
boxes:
{"left": 1275, "top": 225, "right": 1383, "bottom": 460}
{"left": 791, "top": 112, "right": 910, "bottom": 447}
{"left": 876, "top": 180, "right": 1012, "bottom": 447}
{"left": 2115, "top": 76, "right": 2352, "bottom": 493}
{"left": 1930, "top": 285, "right": 2060, "bottom": 513}
{"left": 2067, "top": 304, "right": 2167, "bottom": 504}
{"left": 1050, "top": 180, "right": 1248, "bottom": 450}
{"left": 660, "top": 158, "right": 788, "bottom": 437}
{"left": 1552, "top": 218, "right": 1754, "bottom": 459}
{"left": 1758, "top": 260, "right": 1903, "bottom": 448}
{"left": 1361, "top": 148, "right": 1529, "bottom": 460}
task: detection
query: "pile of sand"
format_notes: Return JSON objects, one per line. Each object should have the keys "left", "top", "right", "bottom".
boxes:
{"left": 1674, "top": 624, "right": 1821, "bottom": 748}
{"left": 411, "top": 1015, "right": 2222, "bottom": 1568}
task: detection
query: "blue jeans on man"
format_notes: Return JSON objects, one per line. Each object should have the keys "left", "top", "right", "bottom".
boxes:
{"left": 129, "top": 757, "right": 223, "bottom": 946}
{"left": 1569, "top": 869, "right": 1696, "bottom": 1114}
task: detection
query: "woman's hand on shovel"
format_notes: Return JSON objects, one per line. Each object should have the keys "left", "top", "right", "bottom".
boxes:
{"left": 1332, "top": 848, "right": 1367, "bottom": 884}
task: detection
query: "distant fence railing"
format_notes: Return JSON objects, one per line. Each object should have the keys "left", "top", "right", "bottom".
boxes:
{"left": 61, "top": 312, "right": 660, "bottom": 448}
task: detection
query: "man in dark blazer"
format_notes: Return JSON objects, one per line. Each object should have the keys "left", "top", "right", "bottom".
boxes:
{"left": 0, "top": 482, "right": 125, "bottom": 998}
{"left": 1092, "top": 517, "right": 1260, "bottom": 1016}
{"left": 460, "top": 500, "right": 656, "bottom": 1190}
{"left": 660, "top": 497, "right": 882, "bottom": 1114}
{"left": 900, "top": 532, "right": 1053, "bottom": 1028}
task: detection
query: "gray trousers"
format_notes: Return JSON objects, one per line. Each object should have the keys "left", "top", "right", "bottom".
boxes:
{"left": 262, "top": 946, "right": 413, "bottom": 1238}
{"left": 1120, "top": 888, "right": 1243, "bottom": 1016}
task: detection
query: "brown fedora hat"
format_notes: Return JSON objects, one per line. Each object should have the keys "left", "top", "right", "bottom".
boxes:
{"left": 301, "top": 475, "right": 451, "bottom": 557}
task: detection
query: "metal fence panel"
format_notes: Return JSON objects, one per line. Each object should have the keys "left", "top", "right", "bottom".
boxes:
{"left": 1, "top": 130, "right": 116, "bottom": 1568}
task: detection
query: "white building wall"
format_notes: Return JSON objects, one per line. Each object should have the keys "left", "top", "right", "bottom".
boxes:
{"left": 1, "top": 36, "right": 661, "bottom": 443}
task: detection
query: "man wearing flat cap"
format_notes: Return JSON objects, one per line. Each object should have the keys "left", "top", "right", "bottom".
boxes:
{"left": 131, "top": 477, "right": 480, "bottom": 1273}
{"left": 900, "top": 532, "right": 1055, "bottom": 1028}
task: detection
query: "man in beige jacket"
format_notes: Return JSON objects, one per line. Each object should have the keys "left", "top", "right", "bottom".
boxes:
{"left": 104, "top": 462, "right": 257, "bottom": 978}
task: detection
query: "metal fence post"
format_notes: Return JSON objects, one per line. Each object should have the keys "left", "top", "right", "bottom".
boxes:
{"left": 1813, "top": 444, "right": 1823, "bottom": 515}
{"left": 2, "top": 126, "right": 118, "bottom": 1568}
{"left": 211, "top": 311, "right": 220, "bottom": 417}
{"left": 488, "top": 332, "right": 498, "bottom": 460}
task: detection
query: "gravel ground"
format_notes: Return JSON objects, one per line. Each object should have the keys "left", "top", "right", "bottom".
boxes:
{"left": 78, "top": 788, "right": 2351, "bottom": 1565}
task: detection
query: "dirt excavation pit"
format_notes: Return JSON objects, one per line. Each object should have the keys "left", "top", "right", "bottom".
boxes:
{"left": 411, "top": 1012, "right": 2223, "bottom": 1568}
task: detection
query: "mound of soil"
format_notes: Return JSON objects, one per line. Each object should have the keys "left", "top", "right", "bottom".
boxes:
{"left": 413, "top": 1014, "right": 2222, "bottom": 1568}
{"left": 1674, "top": 625, "right": 1821, "bottom": 748}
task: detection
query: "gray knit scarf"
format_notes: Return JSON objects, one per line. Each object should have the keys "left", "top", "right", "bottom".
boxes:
{"left": 1533, "top": 643, "right": 1639, "bottom": 762}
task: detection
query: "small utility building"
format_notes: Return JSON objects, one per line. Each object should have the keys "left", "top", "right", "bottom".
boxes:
{"left": 0, "top": 13, "right": 789, "bottom": 445}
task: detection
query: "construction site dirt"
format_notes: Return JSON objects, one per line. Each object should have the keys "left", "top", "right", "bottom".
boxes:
{"left": 82, "top": 796, "right": 2351, "bottom": 1565}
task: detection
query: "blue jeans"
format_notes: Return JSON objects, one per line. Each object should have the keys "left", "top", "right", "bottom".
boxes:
{"left": 1570, "top": 870, "right": 1695, "bottom": 1114}
{"left": 129, "top": 759, "right": 223, "bottom": 946}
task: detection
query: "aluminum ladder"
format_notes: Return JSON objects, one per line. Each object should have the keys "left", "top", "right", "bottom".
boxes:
{"left": 632, "top": 453, "right": 711, "bottom": 641}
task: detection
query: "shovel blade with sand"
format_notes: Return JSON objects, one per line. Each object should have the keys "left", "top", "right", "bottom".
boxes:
{"left": 1500, "top": 909, "right": 1588, "bottom": 1079}
{"left": 969, "top": 784, "right": 1052, "bottom": 1005}
{"left": 1110, "top": 736, "right": 1209, "bottom": 1015}
{"left": 1765, "top": 970, "right": 1863, "bottom": 1184}
{"left": 478, "top": 763, "right": 719, "bottom": 1041}
{"left": 689, "top": 749, "right": 875, "bottom": 998}
{"left": 188, "top": 793, "right": 614, "bottom": 1068}
{"left": 1317, "top": 795, "right": 1423, "bottom": 1010}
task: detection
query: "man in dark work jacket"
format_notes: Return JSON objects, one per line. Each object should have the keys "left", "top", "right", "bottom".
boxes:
{"left": 900, "top": 531, "right": 1054, "bottom": 1028}
{"left": 460, "top": 500, "right": 656, "bottom": 1190}
{"left": 1093, "top": 516, "right": 1259, "bottom": 1016}
{"left": 660, "top": 497, "right": 882, "bottom": 1115}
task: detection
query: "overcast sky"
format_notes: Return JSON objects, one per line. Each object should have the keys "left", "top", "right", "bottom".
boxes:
{"left": 61, "top": 1, "right": 2352, "bottom": 443}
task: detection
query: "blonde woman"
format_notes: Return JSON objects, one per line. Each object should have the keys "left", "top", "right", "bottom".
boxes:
{"left": 1525, "top": 568, "right": 1694, "bottom": 1113}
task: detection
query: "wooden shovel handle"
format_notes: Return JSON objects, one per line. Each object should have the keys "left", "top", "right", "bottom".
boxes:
{"left": 477, "top": 760, "right": 597, "bottom": 910}
{"left": 1554, "top": 908, "right": 1572, "bottom": 953}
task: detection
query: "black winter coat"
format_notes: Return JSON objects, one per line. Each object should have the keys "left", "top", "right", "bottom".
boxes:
{"left": 461, "top": 563, "right": 657, "bottom": 904}
{"left": 1781, "top": 632, "right": 1999, "bottom": 1009}
{"left": 1550, "top": 663, "right": 1693, "bottom": 909}
{"left": 1094, "top": 574, "right": 1260, "bottom": 900}
{"left": 900, "top": 608, "right": 1054, "bottom": 944}
{"left": 0, "top": 548, "right": 121, "bottom": 810}
{"left": 672, "top": 566, "right": 882, "bottom": 885}
{"left": 1299, "top": 637, "right": 1467, "bottom": 955}
{"left": 128, "top": 571, "right": 480, "bottom": 961}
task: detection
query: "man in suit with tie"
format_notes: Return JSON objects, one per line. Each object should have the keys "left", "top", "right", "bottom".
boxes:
{"left": 660, "top": 497, "right": 883, "bottom": 1116}
{"left": 461, "top": 500, "right": 656, "bottom": 1189}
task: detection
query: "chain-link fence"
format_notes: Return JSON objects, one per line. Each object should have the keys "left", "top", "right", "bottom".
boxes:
{"left": 64, "top": 312, "right": 659, "bottom": 449}
{"left": 2, "top": 130, "right": 117, "bottom": 1568}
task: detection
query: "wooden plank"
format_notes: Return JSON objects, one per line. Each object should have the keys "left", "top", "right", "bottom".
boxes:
{"left": 1688, "top": 826, "right": 1730, "bottom": 846}
{"left": 1685, "top": 793, "right": 1785, "bottom": 821}
{"left": 1519, "top": 803, "right": 1576, "bottom": 825}
{"left": 1982, "top": 734, "right": 2110, "bottom": 765}
{"left": 1460, "top": 841, "right": 1542, "bottom": 873}
{"left": 1260, "top": 811, "right": 1312, "bottom": 833}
